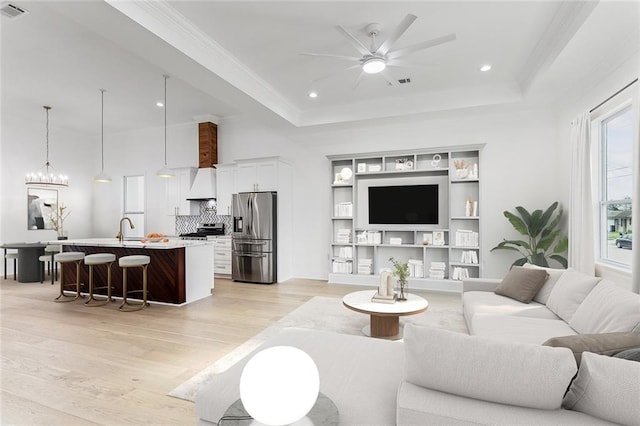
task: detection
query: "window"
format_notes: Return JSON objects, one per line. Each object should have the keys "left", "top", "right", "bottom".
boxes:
{"left": 123, "top": 175, "right": 145, "bottom": 239}
{"left": 593, "top": 102, "right": 634, "bottom": 267}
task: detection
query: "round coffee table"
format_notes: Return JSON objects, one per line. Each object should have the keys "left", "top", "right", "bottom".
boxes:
{"left": 343, "top": 290, "right": 429, "bottom": 340}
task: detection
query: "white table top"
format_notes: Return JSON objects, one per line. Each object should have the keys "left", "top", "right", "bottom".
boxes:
{"left": 342, "top": 290, "right": 429, "bottom": 316}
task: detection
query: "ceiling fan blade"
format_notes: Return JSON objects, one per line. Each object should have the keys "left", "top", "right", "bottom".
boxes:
{"left": 380, "top": 69, "right": 398, "bottom": 87}
{"left": 352, "top": 71, "right": 365, "bottom": 90}
{"left": 386, "top": 58, "right": 440, "bottom": 69}
{"left": 336, "top": 25, "right": 371, "bottom": 56}
{"left": 375, "top": 14, "right": 417, "bottom": 56}
{"left": 300, "top": 52, "right": 362, "bottom": 61}
{"left": 310, "top": 64, "right": 362, "bottom": 84}
{"left": 387, "top": 33, "right": 457, "bottom": 60}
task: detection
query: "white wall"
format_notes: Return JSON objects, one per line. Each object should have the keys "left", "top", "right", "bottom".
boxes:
{"left": 1, "top": 113, "right": 95, "bottom": 275}
{"left": 219, "top": 107, "right": 564, "bottom": 280}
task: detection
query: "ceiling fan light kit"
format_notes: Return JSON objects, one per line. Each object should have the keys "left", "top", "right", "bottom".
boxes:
{"left": 301, "top": 13, "right": 456, "bottom": 88}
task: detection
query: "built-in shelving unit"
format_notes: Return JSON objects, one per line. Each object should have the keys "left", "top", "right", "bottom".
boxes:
{"left": 328, "top": 146, "right": 483, "bottom": 293}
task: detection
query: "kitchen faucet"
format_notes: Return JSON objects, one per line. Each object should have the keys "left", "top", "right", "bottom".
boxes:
{"left": 117, "top": 217, "right": 135, "bottom": 242}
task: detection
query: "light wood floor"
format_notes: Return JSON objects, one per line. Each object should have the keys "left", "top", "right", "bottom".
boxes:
{"left": 0, "top": 275, "right": 379, "bottom": 425}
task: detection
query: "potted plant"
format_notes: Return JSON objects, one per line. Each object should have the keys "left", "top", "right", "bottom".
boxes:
{"left": 48, "top": 203, "right": 70, "bottom": 240}
{"left": 491, "top": 201, "right": 568, "bottom": 268}
{"left": 389, "top": 256, "right": 409, "bottom": 301}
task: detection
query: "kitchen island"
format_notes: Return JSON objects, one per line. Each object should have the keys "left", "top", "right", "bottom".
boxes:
{"left": 54, "top": 239, "right": 213, "bottom": 305}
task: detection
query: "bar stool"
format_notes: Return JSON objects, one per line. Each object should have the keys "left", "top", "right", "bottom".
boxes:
{"left": 119, "top": 255, "right": 150, "bottom": 312}
{"left": 39, "top": 245, "right": 61, "bottom": 285}
{"left": 84, "top": 253, "right": 116, "bottom": 307}
{"left": 54, "top": 252, "right": 85, "bottom": 302}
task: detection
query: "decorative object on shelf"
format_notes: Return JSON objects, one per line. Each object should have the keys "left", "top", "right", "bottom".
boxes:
{"left": 405, "top": 159, "right": 414, "bottom": 169}
{"left": 465, "top": 199, "right": 478, "bottom": 217}
{"left": 156, "top": 74, "right": 175, "bottom": 178}
{"left": 93, "top": 89, "right": 112, "bottom": 183}
{"left": 25, "top": 106, "right": 69, "bottom": 187}
{"left": 431, "top": 153, "right": 442, "bottom": 168}
{"left": 453, "top": 160, "right": 469, "bottom": 179}
{"left": 27, "top": 188, "right": 57, "bottom": 230}
{"left": 395, "top": 159, "right": 405, "bottom": 170}
{"left": 48, "top": 203, "right": 70, "bottom": 239}
{"left": 368, "top": 164, "right": 382, "bottom": 172}
{"left": 389, "top": 237, "right": 402, "bottom": 245}
{"left": 372, "top": 269, "right": 396, "bottom": 303}
{"left": 357, "top": 163, "right": 366, "bottom": 173}
{"left": 491, "top": 201, "right": 568, "bottom": 268}
{"left": 340, "top": 167, "right": 353, "bottom": 181}
{"left": 389, "top": 256, "right": 409, "bottom": 301}
{"left": 240, "top": 346, "right": 320, "bottom": 426}
{"left": 433, "top": 231, "right": 445, "bottom": 246}
{"left": 469, "top": 163, "right": 479, "bottom": 179}
{"left": 422, "top": 232, "right": 433, "bottom": 245}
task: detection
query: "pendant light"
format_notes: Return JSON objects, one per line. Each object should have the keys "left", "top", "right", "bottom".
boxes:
{"left": 156, "top": 74, "right": 174, "bottom": 178}
{"left": 93, "top": 89, "right": 112, "bottom": 183}
{"left": 25, "top": 106, "right": 69, "bottom": 187}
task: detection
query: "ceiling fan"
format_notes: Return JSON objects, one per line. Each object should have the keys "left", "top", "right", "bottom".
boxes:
{"left": 302, "top": 14, "right": 456, "bottom": 87}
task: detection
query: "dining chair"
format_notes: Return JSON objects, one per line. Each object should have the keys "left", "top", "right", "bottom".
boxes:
{"left": 3, "top": 243, "right": 24, "bottom": 280}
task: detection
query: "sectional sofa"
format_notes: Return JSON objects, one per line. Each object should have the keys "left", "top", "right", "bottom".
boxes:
{"left": 195, "top": 267, "right": 640, "bottom": 425}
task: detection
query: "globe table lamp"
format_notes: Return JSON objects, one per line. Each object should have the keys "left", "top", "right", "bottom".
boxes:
{"left": 240, "top": 346, "right": 320, "bottom": 426}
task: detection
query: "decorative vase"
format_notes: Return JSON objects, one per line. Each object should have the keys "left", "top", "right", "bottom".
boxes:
{"left": 397, "top": 280, "right": 407, "bottom": 301}
{"left": 57, "top": 230, "right": 68, "bottom": 240}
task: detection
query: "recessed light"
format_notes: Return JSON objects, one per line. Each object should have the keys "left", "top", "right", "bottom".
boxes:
{"left": 480, "top": 64, "right": 492, "bottom": 72}
{"left": 308, "top": 92, "right": 318, "bottom": 98}
{"left": 156, "top": 101, "right": 164, "bottom": 107}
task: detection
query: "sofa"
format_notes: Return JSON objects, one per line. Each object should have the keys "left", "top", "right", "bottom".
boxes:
{"left": 195, "top": 268, "right": 640, "bottom": 425}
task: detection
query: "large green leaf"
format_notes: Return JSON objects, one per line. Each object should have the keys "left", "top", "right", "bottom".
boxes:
{"left": 550, "top": 254, "right": 568, "bottom": 269}
{"left": 538, "top": 230, "right": 560, "bottom": 251}
{"left": 491, "top": 239, "right": 531, "bottom": 251}
{"left": 512, "top": 257, "right": 529, "bottom": 267}
{"left": 546, "top": 206, "right": 563, "bottom": 233}
{"left": 515, "top": 206, "right": 533, "bottom": 228}
{"left": 553, "top": 236, "right": 568, "bottom": 254}
{"left": 539, "top": 202, "right": 558, "bottom": 229}
{"left": 504, "top": 211, "right": 528, "bottom": 235}
{"left": 528, "top": 209, "right": 545, "bottom": 238}
{"left": 530, "top": 252, "right": 549, "bottom": 267}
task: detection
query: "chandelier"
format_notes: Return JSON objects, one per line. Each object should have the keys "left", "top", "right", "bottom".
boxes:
{"left": 25, "top": 106, "right": 69, "bottom": 187}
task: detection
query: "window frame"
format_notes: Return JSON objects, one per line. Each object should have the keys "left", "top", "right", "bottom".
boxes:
{"left": 123, "top": 174, "right": 145, "bottom": 239}
{"left": 591, "top": 96, "right": 634, "bottom": 269}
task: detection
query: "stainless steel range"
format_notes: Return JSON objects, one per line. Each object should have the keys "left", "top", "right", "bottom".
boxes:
{"left": 179, "top": 223, "right": 225, "bottom": 240}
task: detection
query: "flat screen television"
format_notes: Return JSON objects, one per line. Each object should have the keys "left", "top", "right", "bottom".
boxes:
{"left": 368, "top": 184, "right": 438, "bottom": 225}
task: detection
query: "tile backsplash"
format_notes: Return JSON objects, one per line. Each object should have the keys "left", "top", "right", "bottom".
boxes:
{"left": 175, "top": 200, "right": 232, "bottom": 235}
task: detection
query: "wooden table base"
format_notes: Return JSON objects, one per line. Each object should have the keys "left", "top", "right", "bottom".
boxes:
{"left": 368, "top": 315, "right": 400, "bottom": 339}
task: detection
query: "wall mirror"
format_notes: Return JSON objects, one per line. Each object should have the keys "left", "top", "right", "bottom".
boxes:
{"left": 27, "top": 188, "right": 58, "bottom": 230}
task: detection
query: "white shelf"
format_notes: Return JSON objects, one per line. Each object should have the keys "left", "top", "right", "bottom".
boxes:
{"left": 328, "top": 147, "right": 482, "bottom": 290}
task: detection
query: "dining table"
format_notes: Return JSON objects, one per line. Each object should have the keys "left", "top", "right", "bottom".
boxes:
{"left": 1, "top": 242, "right": 47, "bottom": 282}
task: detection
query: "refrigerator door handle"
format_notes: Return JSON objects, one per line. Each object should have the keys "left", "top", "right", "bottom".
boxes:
{"left": 235, "top": 253, "right": 268, "bottom": 258}
{"left": 242, "top": 241, "right": 268, "bottom": 245}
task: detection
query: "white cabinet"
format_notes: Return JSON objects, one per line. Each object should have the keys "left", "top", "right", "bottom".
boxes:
{"left": 236, "top": 159, "right": 278, "bottom": 192}
{"left": 212, "top": 237, "right": 232, "bottom": 277}
{"left": 165, "top": 167, "right": 199, "bottom": 216}
{"left": 216, "top": 164, "right": 236, "bottom": 216}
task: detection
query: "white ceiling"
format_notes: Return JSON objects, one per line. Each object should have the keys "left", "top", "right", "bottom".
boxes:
{"left": 1, "top": 0, "right": 638, "bottom": 134}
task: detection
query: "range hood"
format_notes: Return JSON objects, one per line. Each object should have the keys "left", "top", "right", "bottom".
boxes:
{"left": 187, "top": 167, "right": 217, "bottom": 200}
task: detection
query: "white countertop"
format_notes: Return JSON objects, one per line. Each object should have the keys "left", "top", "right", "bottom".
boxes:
{"left": 50, "top": 238, "right": 211, "bottom": 250}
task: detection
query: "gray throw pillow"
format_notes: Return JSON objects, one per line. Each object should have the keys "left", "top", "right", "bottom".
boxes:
{"left": 613, "top": 347, "right": 640, "bottom": 362}
{"left": 543, "top": 332, "right": 640, "bottom": 365}
{"left": 494, "top": 266, "right": 548, "bottom": 304}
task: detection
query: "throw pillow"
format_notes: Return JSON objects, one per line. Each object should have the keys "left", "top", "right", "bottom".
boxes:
{"left": 522, "top": 263, "right": 566, "bottom": 304}
{"left": 569, "top": 279, "right": 640, "bottom": 334}
{"left": 563, "top": 352, "right": 640, "bottom": 425}
{"left": 545, "top": 270, "right": 600, "bottom": 322}
{"left": 403, "top": 324, "right": 577, "bottom": 410}
{"left": 543, "top": 332, "right": 640, "bottom": 365}
{"left": 493, "top": 266, "right": 548, "bottom": 303}
{"left": 613, "top": 347, "right": 640, "bottom": 362}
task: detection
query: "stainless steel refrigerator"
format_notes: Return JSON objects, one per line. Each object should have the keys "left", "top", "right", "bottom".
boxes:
{"left": 232, "top": 192, "right": 277, "bottom": 284}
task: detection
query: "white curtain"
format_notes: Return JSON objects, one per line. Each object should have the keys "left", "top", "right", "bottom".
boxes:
{"left": 569, "top": 112, "right": 595, "bottom": 274}
{"left": 633, "top": 85, "right": 640, "bottom": 293}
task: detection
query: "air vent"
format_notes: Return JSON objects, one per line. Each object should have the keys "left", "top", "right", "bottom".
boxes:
{"left": 1, "top": 2, "right": 28, "bottom": 18}
{"left": 398, "top": 78, "right": 412, "bottom": 84}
